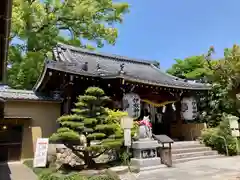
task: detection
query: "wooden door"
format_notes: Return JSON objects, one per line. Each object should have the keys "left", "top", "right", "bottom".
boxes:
{"left": 0, "top": 125, "right": 23, "bottom": 162}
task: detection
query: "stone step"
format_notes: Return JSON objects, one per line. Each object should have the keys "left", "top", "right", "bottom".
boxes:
{"left": 172, "top": 150, "right": 218, "bottom": 160}
{"left": 172, "top": 147, "right": 212, "bottom": 154}
{"left": 172, "top": 142, "right": 205, "bottom": 149}
{"left": 172, "top": 154, "right": 224, "bottom": 164}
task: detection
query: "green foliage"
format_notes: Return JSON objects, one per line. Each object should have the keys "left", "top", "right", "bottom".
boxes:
{"left": 88, "top": 175, "right": 115, "bottom": 180}
{"left": 50, "top": 87, "right": 124, "bottom": 167}
{"left": 24, "top": 159, "right": 117, "bottom": 180}
{"left": 200, "top": 45, "right": 240, "bottom": 127}
{"left": 8, "top": 0, "right": 129, "bottom": 89}
{"left": 24, "top": 159, "right": 57, "bottom": 177}
{"left": 167, "top": 55, "right": 214, "bottom": 80}
{"left": 200, "top": 113, "right": 240, "bottom": 156}
{"left": 118, "top": 150, "right": 130, "bottom": 166}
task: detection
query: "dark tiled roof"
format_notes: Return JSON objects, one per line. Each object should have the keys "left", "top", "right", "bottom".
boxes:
{"left": 0, "top": 86, "right": 61, "bottom": 102}
{"left": 45, "top": 43, "right": 210, "bottom": 90}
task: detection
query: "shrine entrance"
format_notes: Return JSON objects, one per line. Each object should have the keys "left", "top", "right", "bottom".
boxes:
{"left": 139, "top": 100, "right": 178, "bottom": 138}
{"left": 152, "top": 105, "right": 175, "bottom": 137}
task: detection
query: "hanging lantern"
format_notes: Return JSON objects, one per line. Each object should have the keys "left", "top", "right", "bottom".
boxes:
{"left": 122, "top": 93, "right": 141, "bottom": 119}
{"left": 181, "top": 97, "right": 198, "bottom": 120}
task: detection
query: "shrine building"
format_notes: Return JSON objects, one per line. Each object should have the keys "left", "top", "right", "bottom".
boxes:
{"left": 34, "top": 43, "right": 209, "bottom": 140}
{"left": 0, "top": 43, "right": 210, "bottom": 162}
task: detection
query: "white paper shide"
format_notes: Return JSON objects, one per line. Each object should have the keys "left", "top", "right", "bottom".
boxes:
{"left": 33, "top": 138, "right": 49, "bottom": 168}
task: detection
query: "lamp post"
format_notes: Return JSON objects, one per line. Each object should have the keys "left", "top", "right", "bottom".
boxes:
{"left": 121, "top": 116, "right": 133, "bottom": 166}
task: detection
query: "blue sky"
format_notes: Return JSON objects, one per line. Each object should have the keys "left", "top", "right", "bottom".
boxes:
{"left": 100, "top": 0, "right": 240, "bottom": 70}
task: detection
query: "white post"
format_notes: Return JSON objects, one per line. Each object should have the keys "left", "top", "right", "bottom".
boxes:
{"left": 121, "top": 116, "right": 133, "bottom": 170}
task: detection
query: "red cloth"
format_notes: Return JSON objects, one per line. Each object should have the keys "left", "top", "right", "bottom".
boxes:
{"left": 138, "top": 119, "right": 152, "bottom": 128}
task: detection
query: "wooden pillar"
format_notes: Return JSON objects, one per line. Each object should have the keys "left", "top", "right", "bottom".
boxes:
{"left": 63, "top": 75, "right": 74, "bottom": 114}
{"left": 64, "top": 96, "right": 72, "bottom": 114}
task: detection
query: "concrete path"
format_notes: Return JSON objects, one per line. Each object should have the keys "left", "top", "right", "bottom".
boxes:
{"left": 0, "top": 162, "right": 38, "bottom": 180}
{"left": 137, "top": 156, "right": 240, "bottom": 180}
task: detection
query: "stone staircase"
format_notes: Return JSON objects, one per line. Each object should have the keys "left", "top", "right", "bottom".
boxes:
{"left": 171, "top": 141, "right": 223, "bottom": 164}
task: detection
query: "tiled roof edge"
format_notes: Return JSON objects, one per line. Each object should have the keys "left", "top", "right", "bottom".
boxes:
{"left": 56, "top": 43, "right": 157, "bottom": 65}
{"left": 0, "top": 88, "right": 61, "bottom": 102}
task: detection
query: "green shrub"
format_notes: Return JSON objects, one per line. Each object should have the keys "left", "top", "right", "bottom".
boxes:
{"left": 23, "top": 159, "right": 56, "bottom": 176}
{"left": 24, "top": 160, "right": 116, "bottom": 180}
{"left": 39, "top": 172, "right": 88, "bottom": 180}
{"left": 88, "top": 175, "right": 113, "bottom": 180}
{"left": 201, "top": 113, "right": 240, "bottom": 156}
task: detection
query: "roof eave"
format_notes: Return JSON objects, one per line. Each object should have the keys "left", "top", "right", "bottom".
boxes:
{"left": 2, "top": 97, "right": 62, "bottom": 103}
{"left": 150, "top": 64, "right": 211, "bottom": 90}
{"left": 33, "top": 61, "right": 48, "bottom": 92}
{"left": 121, "top": 76, "right": 211, "bottom": 90}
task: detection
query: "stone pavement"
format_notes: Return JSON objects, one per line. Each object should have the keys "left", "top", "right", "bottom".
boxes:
{"left": 0, "top": 162, "right": 38, "bottom": 180}
{"left": 136, "top": 156, "right": 240, "bottom": 180}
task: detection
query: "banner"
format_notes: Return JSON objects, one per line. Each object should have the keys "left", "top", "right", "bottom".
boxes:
{"left": 33, "top": 138, "right": 49, "bottom": 168}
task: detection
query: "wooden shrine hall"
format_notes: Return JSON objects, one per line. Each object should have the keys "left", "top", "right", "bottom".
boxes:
{"left": 34, "top": 43, "right": 210, "bottom": 141}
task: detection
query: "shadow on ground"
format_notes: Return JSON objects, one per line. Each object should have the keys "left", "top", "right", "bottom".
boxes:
{"left": 0, "top": 163, "right": 11, "bottom": 180}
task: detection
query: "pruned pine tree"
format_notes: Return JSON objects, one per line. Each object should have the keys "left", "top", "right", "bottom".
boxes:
{"left": 50, "top": 87, "right": 123, "bottom": 167}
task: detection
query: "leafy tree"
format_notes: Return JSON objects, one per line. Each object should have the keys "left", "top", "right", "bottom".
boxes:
{"left": 8, "top": 0, "right": 129, "bottom": 89}
{"left": 167, "top": 55, "right": 215, "bottom": 81}
{"left": 50, "top": 87, "right": 124, "bottom": 168}
{"left": 200, "top": 45, "right": 240, "bottom": 127}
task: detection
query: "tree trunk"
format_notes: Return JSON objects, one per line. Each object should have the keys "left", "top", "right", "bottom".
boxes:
{"left": 83, "top": 151, "right": 96, "bottom": 169}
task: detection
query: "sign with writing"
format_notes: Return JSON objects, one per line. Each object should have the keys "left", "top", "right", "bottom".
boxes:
{"left": 141, "top": 149, "right": 156, "bottom": 159}
{"left": 181, "top": 97, "right": 198, "bottom": 121}
{"left": 124, "top": 129, "right": 131, "bottom": 146}
{"left": 33, "top": 138, "right": 49, "bottom": 168}
{"left": 122, "top": 93, "right": 141, "bottom": 119}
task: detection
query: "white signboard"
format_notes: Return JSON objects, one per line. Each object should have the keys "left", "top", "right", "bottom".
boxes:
{"left": 122, "top": 93, "right": 141, "bottom": 119}
{"left": 33, "top": 138, "right": 49, "bottom": 168}
{"left": 181, "top": 97, "right": 198, "bottom": 121}
{"left": 124, "top": 129, "right": 131, "bottom": 146}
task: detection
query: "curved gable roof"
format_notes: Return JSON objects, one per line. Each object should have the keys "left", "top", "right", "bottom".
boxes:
{"left": 34, "top": 43, "right": 210, "bottom": 91}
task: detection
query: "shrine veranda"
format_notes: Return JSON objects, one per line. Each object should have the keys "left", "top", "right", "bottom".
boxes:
{"left": 34, "top": 43, "right": 210, "bottom": 141}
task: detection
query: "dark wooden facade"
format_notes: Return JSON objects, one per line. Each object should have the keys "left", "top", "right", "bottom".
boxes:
{"left": 34, "top": 43, "right": 209, "bottom": 139}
